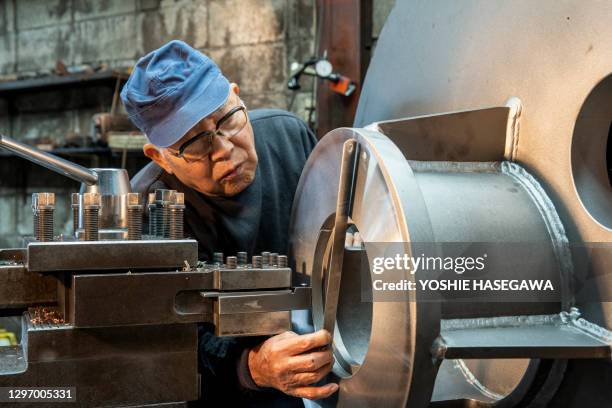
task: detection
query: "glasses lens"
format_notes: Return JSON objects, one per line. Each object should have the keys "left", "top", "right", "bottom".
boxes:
{"left": 182, "top": 134, "right": 213, "bottom": 162}
{"left": 218, "top": 109, "right": 247, "bottom": 138}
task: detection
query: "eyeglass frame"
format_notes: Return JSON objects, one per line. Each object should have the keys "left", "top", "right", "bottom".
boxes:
{"left": 166, "top": 102, "right": 248, "bottom": 162}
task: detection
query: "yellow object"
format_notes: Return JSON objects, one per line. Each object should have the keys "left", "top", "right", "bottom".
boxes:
{"left": 0, "top": 328, "right": 17, "bottom": 346}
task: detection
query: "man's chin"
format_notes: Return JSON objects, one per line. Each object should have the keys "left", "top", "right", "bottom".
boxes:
{"left": 220, "top": 174, "right": 255, "bottom": 197}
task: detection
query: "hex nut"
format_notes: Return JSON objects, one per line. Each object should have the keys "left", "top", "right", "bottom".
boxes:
{"left": 127, "top": 192, "right": 141, "bottom": 207}
{"left": 82, "top": 192, "right": 101, "bottom": 208}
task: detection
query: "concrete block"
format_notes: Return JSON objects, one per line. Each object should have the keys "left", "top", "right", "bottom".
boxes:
{"left": 209, "top": 0, "right": 285, "bottom": 47}
{"left": 0, "top": 1, "right": 16, "bottom": 33}
{"left": 242, "top": 92, "right": 288, "bottom": 111}
{"left": 208, "top": 43, "right": 286, "bottom": 94}
{"left": 136, "top": 1, "right": 208, "bottom": 53}
{"left": 74, "top": 14, "right": 138, "bottom": 64}
{"left": 16, "top": 0, "right": 71, "bottom": 30}
{"left": 287, "top": 0, "right": 315, "bottom": 40}
{"left": 74, "top": 0, "right": 137, "bottom": 21}
{"left": 17, "top": 24, "right": 73, "bottom": 72}
{"left": 0, "top": 33, "right": 16, "bottom": 74}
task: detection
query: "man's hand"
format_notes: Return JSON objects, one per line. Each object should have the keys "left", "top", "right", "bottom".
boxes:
{"left": 247, "top": 330, "right": 338, "bottom": 400}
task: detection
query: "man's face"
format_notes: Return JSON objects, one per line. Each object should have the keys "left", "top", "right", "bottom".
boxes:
{"left": 145, "top": 86, "right": 258, "bottom": 197}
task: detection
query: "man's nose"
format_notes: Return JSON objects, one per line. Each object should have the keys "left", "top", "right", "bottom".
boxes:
{"left": 210, "top": 135, "right": 233, "bottom": 162}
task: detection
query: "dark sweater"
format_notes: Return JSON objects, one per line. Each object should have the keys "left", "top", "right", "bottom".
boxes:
{"left": 131, "top": 109, "right": 317, "bottom": 407}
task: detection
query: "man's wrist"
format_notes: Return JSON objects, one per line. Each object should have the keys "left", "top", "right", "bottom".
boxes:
{"left": 237, "top": 348, "right": 267, "bottom": 391}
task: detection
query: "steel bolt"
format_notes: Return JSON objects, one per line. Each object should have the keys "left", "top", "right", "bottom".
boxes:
{"left": 71, "top": 193, "right": 80, "bottom": 235}
{"left": 32, "top": 192, "right": 55, "bottom": 242}
{"left": 261, "top": 251, "right": 270, "bottom": 266}
{"left": 278, "top": 255, "right": 288, "bottom": 268}
{"left": 127, "top": 193, "right": 143, "bottom": 240}
{"left": 237, "top": 251, "right": 247, "bottom": 266}
{"left": 252, "top": 255, "right": 262, "bottom": 269}
{"left": 147, "top": 192, "right": 157, "bottom": 237}
{"left": 226, "top": 256, "right": 237, "bottom": 269}
{"left": 169, "top": 192, "right": 185, "bottom": 240}
{"left": 270, "top": 252, "right": 279, "bottom": 267}
{"left": 155, "top": 189, "right": 175, "bottom": 238}
{"left": 82, "top": 192, "right": 101, "bottom": 241}
{"left": 213, "top": 252, "right": 224, "bottom": 266}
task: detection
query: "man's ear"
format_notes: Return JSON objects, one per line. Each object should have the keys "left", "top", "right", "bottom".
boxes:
{"left": 230, "top": 82, "right": 240, "bottom": 96}
{"left": 143, "top": 143, "right": 174, "bottom": 175}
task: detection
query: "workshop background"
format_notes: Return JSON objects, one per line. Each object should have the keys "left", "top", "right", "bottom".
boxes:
{"left": 0, "top": 0, "right": 394, "bottom": 248}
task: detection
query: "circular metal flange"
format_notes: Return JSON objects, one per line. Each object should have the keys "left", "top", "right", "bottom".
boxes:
{"left": 290, "top": 127, "right": 440, "bottom": 407}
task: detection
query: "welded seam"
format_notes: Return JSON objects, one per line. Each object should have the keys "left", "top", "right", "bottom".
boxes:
{"left": 500, "top": 161, "right": 574, "bottom": 308}
{"left": 454, "top": 359, "right": 504, "bottom": 401}
{"left": 408, "top": 160, "right": 500, "bottom": 173}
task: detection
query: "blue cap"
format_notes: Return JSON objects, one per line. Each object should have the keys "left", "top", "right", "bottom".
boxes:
{"left": 120, "top": 40, "right": 230, "bottom": 147}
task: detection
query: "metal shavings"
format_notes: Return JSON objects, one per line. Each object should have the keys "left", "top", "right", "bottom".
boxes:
{"left": 29, "top": 307, "right": 65, "bottom": 325}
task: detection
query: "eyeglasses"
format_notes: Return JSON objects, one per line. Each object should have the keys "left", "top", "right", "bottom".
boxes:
{"left": 167, "top": 103, "right": 248, "bottom": 163}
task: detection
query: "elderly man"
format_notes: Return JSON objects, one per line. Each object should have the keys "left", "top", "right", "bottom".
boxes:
{"left": 121, "top": 40, "right": 337, "bottom": 406}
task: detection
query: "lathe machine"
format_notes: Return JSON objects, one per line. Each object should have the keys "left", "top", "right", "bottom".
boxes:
{"left": 2, "top": 0, "right": 612, "bottom": 406}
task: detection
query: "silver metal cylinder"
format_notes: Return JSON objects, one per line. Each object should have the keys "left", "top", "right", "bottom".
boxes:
{"left": 278, "top": 255, "right": 288, "bottom": 268}
{"left": 127, "top": 193, "right": 143, "bottom": 240}
{"left": 0, "top": 134, "right": 98, "bottom": 185}
{"left": 237, "top": 252, "right": 248, "bottom": 266}
{"left": 169, "top": 192, "right": 185, "bottom": 240}
{"left": 155, "top": 189, "right": 175, "bottom": 238}
{"left": 71, "top": 193, "right": 79, "bottom": 236}
{"left": 270, "top": 253, "right": 278, "bottom": 267}
{"left": 252, "top": 255, "right": 262, "bottom": 269}
{"left": 82, "top": 193, "right": 101, "bottom": 241}
{"left": 226, "top": 256, "right": 237, "bottom": 269}
{"left": 32, "top": 192, "right": 55, "bottom": 242}
{"left": 261, "top": 251, "right": 270, "bottom": 266}
{"left": 147, "top": 192, "right": 157, "bottom": 237}
{"left": 213, "top": 252, "right": 224, "bottom": 266}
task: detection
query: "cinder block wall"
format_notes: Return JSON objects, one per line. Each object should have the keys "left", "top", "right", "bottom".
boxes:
{"left": 0, "top": 0, "right": 394, "bottom": 247}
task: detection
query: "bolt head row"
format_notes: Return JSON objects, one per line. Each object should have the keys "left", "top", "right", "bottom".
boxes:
{"left": 32, "top": 192, "right": 55, "bottom": 209}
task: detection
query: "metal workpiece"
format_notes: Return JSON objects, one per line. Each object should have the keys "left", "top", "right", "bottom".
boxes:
{"left": 278, "top": 255, "right": 288, "bottom": 268}
{"left": 31, "top": 192, "right": 55, "bottom": 242}
{"left": 82, "top": 192, "right": 101, "bottom": 241}
{"left": 78, "top": 168, "right": 132, "bottom": 240}
{"left": 433, "top": 309, "right": 612, "bottom": 361}
{"left": 237, "top": 251, "right": 248, "bottom": 266}
{"left": 261, "top": 251, "right": 270, "bottom": 266}
{"left": 226, "top": 256, "right": 237, "bottom": 269}
{"left": 0, "top": 134, "right": 99, "bottom": 185}
{"left": 127, "top": 192, "right": 143, "bottom": 240}
{"left": 147, "top": 192, "right": 158, "bottom": 236}
{"left": 154, "top": 189, "right": 175, "bottom": 238}
{"left": 213, "top": 252, "right": 224, "bottom": 266}
{"left": 169, "top": 192, "right": 185, "bottom": 240}
{"left": 358, "top": 0, "right": 612, "bottom": 351}
{"left": 288, "top": 123, "right": 604, "bottom": 407}
{"left": 269, "top": 252, "right": 279, "bottom": 267}
{"left": 252, "top": 255, "right": 262, "bottom": 268}
{"left": 71, "top": 193, "right": 79, "bottom": 236}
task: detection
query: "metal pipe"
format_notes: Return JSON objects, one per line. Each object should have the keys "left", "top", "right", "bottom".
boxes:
{"left": 0, "top": 134, "right": 98, "bottom": 185}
